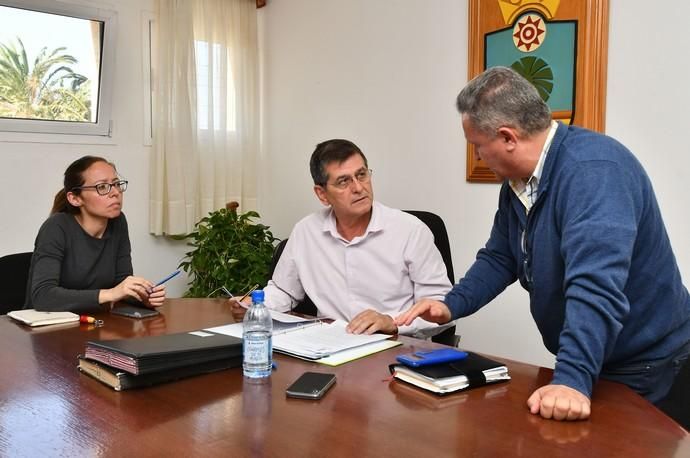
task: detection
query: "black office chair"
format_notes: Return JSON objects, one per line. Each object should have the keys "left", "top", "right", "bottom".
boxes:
{"left": 268, "top": 239, "right": 318, "bottom": 316}
{"left": 404, "top": 210, "right": 459, "bottom": 347}
{"left": 268, "top": 210, "right": 459, "bottom": 346}
{"left": 657, "top": 358, "right": 690, "bottom": 431}
{"left": 403, "top": 210, "right": 455, "bottom": 284}
{"left": 0, "top": 252, "right": 33, "bottom": 315}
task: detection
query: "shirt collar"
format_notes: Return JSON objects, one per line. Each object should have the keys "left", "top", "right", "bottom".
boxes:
{"left": 323, "top": 201, "right": 383, "bottom": 244}
{"left": 532, "top": 120, "right": 558, "bottom": 182}
{"left": 510, "top": 120, "right": 558, "bottom": 193}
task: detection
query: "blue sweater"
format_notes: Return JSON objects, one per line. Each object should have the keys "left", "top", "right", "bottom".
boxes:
{"left": 445, "top": 123, "right": 690, "bottom": 398}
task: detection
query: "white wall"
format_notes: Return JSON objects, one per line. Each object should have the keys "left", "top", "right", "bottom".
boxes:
{"left": 0, "top": 0, "right": 191, "bottom": 297}
{"left": 2, "top": 0, "right": 688, "bottom": 368}
{"left": 257, "top": 0, "right": 690, "bottom": 367}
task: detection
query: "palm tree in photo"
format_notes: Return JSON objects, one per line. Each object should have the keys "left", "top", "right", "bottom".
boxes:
{"left": 0, "top": 37, "right": 91, "bottom": 121}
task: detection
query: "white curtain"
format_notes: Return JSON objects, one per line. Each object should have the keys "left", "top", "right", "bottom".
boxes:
{"left": 150, "top": 0, "right": 259, "bottom": 235}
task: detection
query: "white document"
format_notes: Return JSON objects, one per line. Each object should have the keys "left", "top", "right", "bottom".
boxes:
{"left": 317, "top": 339, "right": 402, "bottom": 366}
{"left": 205, "top": 311, "right": 321, "bottom": 339}
{"left": 268, "top": 310, "right": 316, "bottom": 323}
{"left": 205, "top": 322, "right": 244, "bottom": 338}
{"left": 207, "top": 318, "right": 392, "bottom": 360}
{"left": 272, "top": 320, "right": 391, "bottom": 360}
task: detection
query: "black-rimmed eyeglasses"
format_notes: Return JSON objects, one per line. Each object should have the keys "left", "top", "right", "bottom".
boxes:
{"left": 72, "top": 180, "right": 128, "bottom": 196}
{"left": 328, "top": 169, "right": 373, "bottom": 190}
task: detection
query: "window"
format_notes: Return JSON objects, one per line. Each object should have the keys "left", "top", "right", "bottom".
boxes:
{"left": 143, "top": 25, "right": 237, "bottom": 142}
{"left": 0, "top": 0, "right": 116, "bottom": 136}
{"left": 194, "top": 40, "right": 236, "bottom": 133}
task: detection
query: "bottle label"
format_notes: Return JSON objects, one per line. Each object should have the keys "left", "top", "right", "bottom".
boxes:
{"left": 244, "top": 336, "right": 270, "bottom": 365}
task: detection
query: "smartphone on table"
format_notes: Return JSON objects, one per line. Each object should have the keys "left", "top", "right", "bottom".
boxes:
{"left": 110, "top": 304, "right": 160, "bottom": 319}
{"left": 396, "top": 348, "right": 468, "bottom": 368}
{"left": 285, "top": 372, "right": 336, "bottom": 399}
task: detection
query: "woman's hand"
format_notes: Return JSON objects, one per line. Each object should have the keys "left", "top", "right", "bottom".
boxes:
{"left": 99, "top": 276, "right": 154, "bottom": 305}
{"left": 143, "top": 284, "right": 166, "bottom": 308}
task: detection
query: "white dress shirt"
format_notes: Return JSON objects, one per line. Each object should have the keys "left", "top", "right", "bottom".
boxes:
{"left": 509, "top": 120, "right": 559, "bottom": 213}
{"left": 264, "top": 201, "right": 452, "bottom": 335}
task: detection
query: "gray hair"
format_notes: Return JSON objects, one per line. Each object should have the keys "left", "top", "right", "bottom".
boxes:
{"left": 456, "top": 66, "right": 552, "bottom": 137}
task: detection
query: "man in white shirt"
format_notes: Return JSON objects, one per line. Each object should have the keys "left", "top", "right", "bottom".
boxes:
{"left": 231, "top": 139, "right": 451, "bottom": 336}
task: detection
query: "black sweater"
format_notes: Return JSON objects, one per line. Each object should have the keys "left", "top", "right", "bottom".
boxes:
{"left": 25, "top": 212, "right": 133, "bottom": 313}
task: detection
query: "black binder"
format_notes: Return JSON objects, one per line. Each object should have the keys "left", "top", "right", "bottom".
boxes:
{"left": 78, "top": 354, "right": 242, "bottom": 391}
{"left": 389, "top": 352, "right": 510, "bottom": 395}
{"left": 85, "top": 331, "right": 243, "bottom": 375}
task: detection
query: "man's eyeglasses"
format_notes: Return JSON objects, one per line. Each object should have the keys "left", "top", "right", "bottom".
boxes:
{"left": 328, "top": 169, "right": 373, "bottom": 190}
{"left": 72, "top": 180, "right": 128, "bottom": 196}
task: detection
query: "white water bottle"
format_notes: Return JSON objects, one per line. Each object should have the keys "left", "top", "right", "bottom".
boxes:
{"left": 242, "top": 290, "right": 273, "bottom": 378}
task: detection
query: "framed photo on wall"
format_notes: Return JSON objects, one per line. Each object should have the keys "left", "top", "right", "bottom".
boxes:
{"left": 466, "top": 0, "right": 609, "bottom": 183}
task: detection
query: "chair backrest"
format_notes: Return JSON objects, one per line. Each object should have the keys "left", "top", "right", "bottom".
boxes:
{"left": 268, "top": 240, "right": 318, "bottom": 316}
{"left": 404, "top": 210, "right": 458, "bottom": 346}
{"left": 0, "top": 252, "right": 33, "bottom": 315}
{"left": 403, "top": 210, "right": 455, "bottom": 284}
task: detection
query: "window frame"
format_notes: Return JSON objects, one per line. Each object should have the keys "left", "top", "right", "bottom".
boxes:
{"left": 0, "top": 0, "right": 117, "bottom": 137}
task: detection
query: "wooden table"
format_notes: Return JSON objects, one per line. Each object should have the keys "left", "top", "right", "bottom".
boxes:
{"left": 1, "top": 298, "right": 687, "bottom": 457}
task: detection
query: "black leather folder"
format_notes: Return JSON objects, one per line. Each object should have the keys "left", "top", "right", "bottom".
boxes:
{"left": 389, "top": 352, "right": 510, "bottom": 395}
{"left": 78, "top": 354, "right": 242, "bottom": 390}
{"left": 85, "top": 331, "right": 243, "bottom": 375}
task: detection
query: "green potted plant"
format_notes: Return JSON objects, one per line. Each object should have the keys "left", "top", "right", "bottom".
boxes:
{"left": 177, "top": 202, "right": 278, "bottom": 298}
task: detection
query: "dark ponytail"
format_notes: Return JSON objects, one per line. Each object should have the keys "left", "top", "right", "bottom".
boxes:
{"left": 51, "top": 189, "right": 72, "bottom": 215}
{"left": 51, "top": 155, "right": 114, "bottom": 215}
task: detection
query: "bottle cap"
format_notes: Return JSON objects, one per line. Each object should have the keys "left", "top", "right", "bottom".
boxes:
{"left": 251, "top": 290, "right": 264, "bottom": 302}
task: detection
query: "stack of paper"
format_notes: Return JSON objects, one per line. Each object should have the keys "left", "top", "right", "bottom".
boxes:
{"left": 272, "top": 320, "right": 391, "bottom": 360}
{"left": 206, "top": 312, "right": 398, "bottom": 363}
{"left": 205, "top": 309, "right": 321, "bottom": 338}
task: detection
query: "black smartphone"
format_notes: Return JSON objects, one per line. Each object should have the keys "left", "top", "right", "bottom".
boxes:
{"left": 285, "top": 372, "right": 336, "bottom": 399}
{"left": 110, "top": 305, "right": 160, "bottom": 319}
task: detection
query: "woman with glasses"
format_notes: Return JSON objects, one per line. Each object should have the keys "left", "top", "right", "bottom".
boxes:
{"left": 25, "top": 155, "right": 166, "bottom": 313}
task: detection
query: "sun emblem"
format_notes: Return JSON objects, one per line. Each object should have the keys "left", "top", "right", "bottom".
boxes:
{"left": 513, "top": 13, "right": 546, "bottom": 52}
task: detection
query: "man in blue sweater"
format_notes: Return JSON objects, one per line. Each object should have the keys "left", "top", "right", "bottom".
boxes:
{"left": 396, "top": 67, "right": 690, "bottom": 422}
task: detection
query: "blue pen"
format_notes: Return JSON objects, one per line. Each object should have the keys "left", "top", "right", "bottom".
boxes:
{"left": 153, "top": 270, "right": 181, "bottom": 287}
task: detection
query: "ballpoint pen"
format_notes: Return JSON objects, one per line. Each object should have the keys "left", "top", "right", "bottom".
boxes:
{"left": 235, "top": 283, "right": 260, "bottom": 309}
{"left": 154, "top": 269, "right": 181, "bottom": 287}
{"left": 146, "top": 269, "right": 181, "bottom": 294}
{"left": 147, "top": 269, "right": 181, "bottom": 294}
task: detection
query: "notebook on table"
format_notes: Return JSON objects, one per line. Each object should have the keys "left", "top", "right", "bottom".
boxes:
{"left": 84, "top": 330, "right": 243, "bottom": 375}
{"left": 389, "top": 352, "right": 510, "bottom": 395}
{"left": 78, "top": 354, "right": 242, "bottom": 391}
{"left": 7, "top": 309, "right": 80, "bottom": 327}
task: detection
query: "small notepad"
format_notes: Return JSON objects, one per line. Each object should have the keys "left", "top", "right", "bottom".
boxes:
{"left": 7, "top": 309, "right": 80, "bottom": 327}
